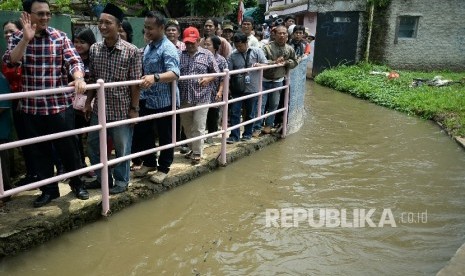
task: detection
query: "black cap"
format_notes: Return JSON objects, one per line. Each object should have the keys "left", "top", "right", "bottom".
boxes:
{"left": 102, "top": 3, "right": 124, "bottom": 22}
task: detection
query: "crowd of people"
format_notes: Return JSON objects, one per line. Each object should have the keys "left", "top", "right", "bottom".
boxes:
{"left": 0, "top": 0, "right": 315, "bottom": 208}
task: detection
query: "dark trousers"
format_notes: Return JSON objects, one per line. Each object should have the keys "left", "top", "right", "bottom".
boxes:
{"left": 22, "top": 107, "right": 83, "bottom": 194}
{"left": 74, "top": 111, "right": 89, "bottom": 166}
{"left": 0, "top": 139, "right": 12, "bottom": 191}
{"left": 274, "top": 87, "right": 286, "bottom": 126}
{"left": 132, "top": 100, "right": 158, "bottom": 166}
{"left": 132, "top": 105, "right": 173, "bottom": 174}
{"left": 12, "top": 108, "right": 37, "bottom": 177}
{"left": 206, "top": 107, "right": 219, "bottom": 133}
{"left": 176, "top": 114, "right": 187, "bottom": 142}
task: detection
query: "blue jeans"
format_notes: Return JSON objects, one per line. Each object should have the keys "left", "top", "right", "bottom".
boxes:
{"left": 254, "top": 81, "right": 283, "bottom": 130}
{"left": 229, "top": 94, "right": 257, "bottom": 141}
{"left": 87, "top": 114, "right": 133, "bottom": 188}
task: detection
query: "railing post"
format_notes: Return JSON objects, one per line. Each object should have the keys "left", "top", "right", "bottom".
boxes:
{"left": 171, "top": 80, "right": 177, "bottom": 145}
{"left": 281, "top": 72, "right": 290, "bottom": 138}
{"left": 257, "top": 68, "right": 264, "bottom": 122}
{"left": 220, "top": 69, "right": 230, "bottom": 166}
{"left": 97, "top": 79, "right": 110, "bottom": 216}
{"left": 0, "top": 159, "right": 4, "bottom": 196}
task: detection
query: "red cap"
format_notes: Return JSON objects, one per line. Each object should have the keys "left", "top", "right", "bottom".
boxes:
{"left": 183, "top": 27, "right": 200, "bottom": 43}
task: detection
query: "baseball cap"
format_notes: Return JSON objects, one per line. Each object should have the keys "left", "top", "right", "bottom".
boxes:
{"left": 223, "top": 24, "right": 234, "bottom": 31}
{"left": 183, "top": 26, "right": 200, "bottom": 43}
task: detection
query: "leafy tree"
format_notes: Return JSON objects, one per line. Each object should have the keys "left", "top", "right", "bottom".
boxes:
{"left": 185, "top": 0, "right": 235, "bottom": 17}
{"left": 0, "top": 0, "right": 24, "bottom": 11}
{"left": 365, "top": 0, "right": 391, "bottom": 61}
{"left": 0, "top": 0, "right": 73, "bottom": 14}
{"left": 125, "top": 0, "right": 170, "bottom": 17}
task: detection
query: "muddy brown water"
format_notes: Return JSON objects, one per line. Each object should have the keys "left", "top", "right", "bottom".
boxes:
{"left": 1, "top": 82, "right": 465, "bottom": 275}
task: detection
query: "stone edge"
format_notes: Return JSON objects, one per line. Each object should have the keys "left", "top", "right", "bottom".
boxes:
{"left": 0, "top": 135, "right": 280, "bottom": 257}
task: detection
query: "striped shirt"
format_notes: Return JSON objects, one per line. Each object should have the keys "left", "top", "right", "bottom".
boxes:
{"left": 2, "top": 27, "right": 84, "bottom": 115}
{"left": 179, "top": 47, "right": 219, "bottom": 105}
{"left": 89, "top": 38, "right": 142, "bottom": 121}
{"left": 142, "top": 36, "right": 180, "bottom": 110}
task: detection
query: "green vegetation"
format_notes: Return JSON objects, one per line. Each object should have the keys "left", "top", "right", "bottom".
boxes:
{"left": 314, "top": 63, "right": 465, "bottom": 137}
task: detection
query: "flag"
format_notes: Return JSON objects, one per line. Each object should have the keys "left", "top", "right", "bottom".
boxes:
{"left": 238, "top": 0, "right": 245, "bottom": 25}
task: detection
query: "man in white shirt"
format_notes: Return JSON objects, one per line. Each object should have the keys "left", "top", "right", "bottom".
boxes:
{"left": 241, "top": 17, "right": 260, "bottom": 48}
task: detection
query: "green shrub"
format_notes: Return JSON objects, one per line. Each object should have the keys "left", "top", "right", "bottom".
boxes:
{"left": 314, "top": 63, "right": 465, "bottom": 136}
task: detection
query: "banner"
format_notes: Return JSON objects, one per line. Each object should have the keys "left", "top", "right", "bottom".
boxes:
{"left": 237, "top": 0, "right": 244, "bottom": 25}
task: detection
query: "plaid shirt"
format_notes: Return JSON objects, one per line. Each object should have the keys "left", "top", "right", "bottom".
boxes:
{"left": 2, "top": 27, "right": 84, "bottom": 115}
{"left": 179, "top": 48, "right": 219, "bottom": 105}
{"left": 211, "top": 53, "right": 227, "bottom": 102}
{"left": 89, "top": 38, "right": 142, "bottom": 121}
{"left": 142, "top": 36, "right": 180, "bottom": 110}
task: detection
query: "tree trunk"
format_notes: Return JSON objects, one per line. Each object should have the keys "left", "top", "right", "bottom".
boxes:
{"left": 365, "top": 2, "right": 375, "bottom": 62}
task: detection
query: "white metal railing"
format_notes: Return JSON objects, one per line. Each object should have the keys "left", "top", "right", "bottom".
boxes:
{"left": 0, "top": 64, "right": 289, "bottom": 216}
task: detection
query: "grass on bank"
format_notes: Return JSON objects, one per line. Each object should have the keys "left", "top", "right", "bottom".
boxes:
{"left": 314, "top": 63, "right": 465, "bottom": 137}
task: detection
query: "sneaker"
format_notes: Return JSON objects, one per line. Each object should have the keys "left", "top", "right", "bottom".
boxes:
{"left": 85, "top": 180, "right": 101, "bottom": 189}
{"left": 241, "top": 136, "right": 252, "bottom": 141}
{"left": 109, "top": 185, "right": 127, "bottom": 195}
{"left": 226, "top": 137, "right": 238, "bottom": 144}
{"left": 184, "top": 150, "right": 193, "bottom": 159}
{"left": 191, "top": 154, "right": 201, "bottom": 165}
{"left": 81, "top": 170, "right": 97, "bottom": 182}
{"left": 150, "top": 171, "right": 167, "bottom": 184}
{"left": 252, "top": 130, "right": 261, "bottom": 138}
{"left": 262, "top": 126, "right": 272, "bottom": 134}
{"left": 133, "top": 165, "right": 157, "bottom": 177}
{"left": 180, "top": 146, "right": 190, "bottom": 154}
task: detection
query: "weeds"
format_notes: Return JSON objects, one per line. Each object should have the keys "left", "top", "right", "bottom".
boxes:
{"left": 315, "top": 63, "right": 465, "bottom": 136}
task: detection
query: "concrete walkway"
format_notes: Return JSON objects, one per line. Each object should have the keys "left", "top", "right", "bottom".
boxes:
{"left": 0, "top": 134, "right": 279, "bottom": 257}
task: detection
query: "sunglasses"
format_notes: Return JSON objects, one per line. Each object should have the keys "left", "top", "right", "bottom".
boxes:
{"left": 31, "top": 11, "right": 52, "bottom": 18}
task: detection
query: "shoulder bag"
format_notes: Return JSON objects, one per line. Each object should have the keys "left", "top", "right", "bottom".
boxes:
{"left": 230, "top": 49, "right": 251, "bottom": 95}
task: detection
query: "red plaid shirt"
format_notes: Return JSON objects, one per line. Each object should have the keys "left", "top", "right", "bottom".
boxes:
{"left": 2, "top": 27, "right": 84, "bottom": 115}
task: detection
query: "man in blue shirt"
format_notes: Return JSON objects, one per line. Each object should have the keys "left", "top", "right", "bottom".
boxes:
{"left": 134, "top": 11, "right": 180, "bottom": 184}
{"left": 0, "top": 73, "right": 13, "bottom": 204}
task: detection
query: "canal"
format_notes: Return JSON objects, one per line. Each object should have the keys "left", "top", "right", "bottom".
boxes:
{"left": 1, "top": 82, "right": 465, "bottom": 275}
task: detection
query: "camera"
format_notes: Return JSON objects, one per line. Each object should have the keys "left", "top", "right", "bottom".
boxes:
{"left": 274, "top": 18, "right": 284, "bottom": 26}
{"left": 269, "top": 14, "right": 278, "bottom": 20}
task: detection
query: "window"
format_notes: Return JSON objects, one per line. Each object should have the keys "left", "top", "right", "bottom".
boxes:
{"left": 334, "top": 17, "right": 351, "bottom": 23}
{"left": 397, "top": 16, "right": 419, "bottom": 38}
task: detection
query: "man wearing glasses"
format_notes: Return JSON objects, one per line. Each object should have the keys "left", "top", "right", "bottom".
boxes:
{"left": 2, "top": 0, "right": 89, "bottom": 207}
